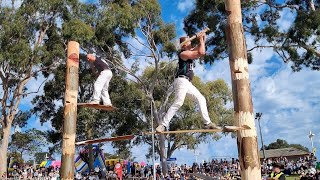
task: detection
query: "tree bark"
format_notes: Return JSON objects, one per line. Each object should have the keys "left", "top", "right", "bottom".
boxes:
{"left": 224, "top": 1, "right": 261, "bottom": 180}
{"left": 0, "top": 121, "right": 12, "bottom": 178}
{"left": 152, "top": 103, "right": 168, "bottom": 176}
{"left": 87, "top": 127, "right": 94, "bottom": 172}
{"left": 60, "top": 41, "right": 80, "bottom": 180}
{"left": 159, "top": 134, "right": 168, "bottom": 176}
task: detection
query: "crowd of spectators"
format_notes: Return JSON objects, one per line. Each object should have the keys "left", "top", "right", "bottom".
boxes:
{"left": 4, "top": 154, "right": 320, "bottom": 179}
{"left": 7, "top": 164, "right": 60, "bottom": 179}
{"left": 261, "top": 153, "right": 319, "bottom": 179}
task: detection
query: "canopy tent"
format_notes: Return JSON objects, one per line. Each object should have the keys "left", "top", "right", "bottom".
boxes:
{"left": 140, "top": 161, "right": 146, "bottom": 166}
{"left": 39, "top": 161, "right": 47, "bottom": 167}
{"left": 51, "top": 161, "right": 61, "bottom": 168}
{"left": 39, "top": 160, "right": 61, "bottom": 168}
{"left": 44, "top": 160, "right": 52, "bottom": 168}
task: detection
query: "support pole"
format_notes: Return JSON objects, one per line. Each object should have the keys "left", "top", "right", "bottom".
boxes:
{"left": 61, "top": 41, "right": 80, "bottom": 180}
{"left": 224, "top": 1, "right": 261, "bottom": 179}
{"left": 151, "top": 103, "right": 156, "bottom": 180}
{"left": 256, "top": 113, "right": 266, "bottom": 159}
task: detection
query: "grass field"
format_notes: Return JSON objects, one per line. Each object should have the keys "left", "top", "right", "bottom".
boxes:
{"left": 286, "top": 175, "right": 300, "bottom": 180}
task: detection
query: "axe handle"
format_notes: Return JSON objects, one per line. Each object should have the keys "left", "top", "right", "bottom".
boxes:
{"left": 180, "top": 27, "right": 210, "bottom": 47}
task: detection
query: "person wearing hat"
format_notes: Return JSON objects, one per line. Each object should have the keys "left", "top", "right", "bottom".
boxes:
{"left": 268, "top": 163, "right": 285, "bottom": 180}
{"left": 155, "top": 31, "right": 220, "bottom": 132}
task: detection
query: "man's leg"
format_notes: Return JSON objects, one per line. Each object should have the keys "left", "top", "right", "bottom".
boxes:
{"left": 186, "top": 83, "right": 212, "bottom": 126}
{"left": 161, "top": 78, "right": 189, "bottom": 128}
{"left": 101, "top": 70, "right": 113, "bottom": 105}
{"left": 92, "top": 70, "right": 109, "bottom": 103}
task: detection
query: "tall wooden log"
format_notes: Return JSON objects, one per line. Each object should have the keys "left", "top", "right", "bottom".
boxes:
{"left": 224, "top": 1, "right": 261, "bottom": 179}
{"left": 60, "top": 41, "right": 80, "bottom": 180}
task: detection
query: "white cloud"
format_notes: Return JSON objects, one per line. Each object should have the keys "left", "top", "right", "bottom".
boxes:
{"left": 194, "top": 60, "right": 231, "bottom": 84}
{"left": 276, "top": 8, "right": 296, "bottom": 32}
{"left": 252, "top": 64, "right": 320, "bottom": 153}
{"left": 177, "top": 0, "right": 195, "bottom": 13}
{"left": 171, "top": 135, "right": 238, "bottom": 165}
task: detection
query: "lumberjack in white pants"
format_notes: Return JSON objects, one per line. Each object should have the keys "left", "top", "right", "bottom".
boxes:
{"left": 161, "top": 77, "right": 211, "bottom": 127}
{"left": 86, "top": 54, "right": 113, "bottom": 106}
{"left": 92, "top": 69, "right": 112, "bottom": 105}
{"left": 156, "top": 31, "right": 219, "bottom": 132}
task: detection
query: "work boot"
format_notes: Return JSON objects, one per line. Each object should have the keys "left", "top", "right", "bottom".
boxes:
{"left": 204, "top": 122, "right": 221, "bottom": 130}
{"left": 156, "top": 125, "right": 166, "bottom": 133}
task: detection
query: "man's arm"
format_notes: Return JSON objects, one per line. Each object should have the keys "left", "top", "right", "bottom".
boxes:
{"left": 86, "top": 54, "right": 99, "bottom": 76}
{"left": 89, "top": 63, "right": 97, "bottom": 73}
{"left": 180, "top": 32, "right": 206, "bottom": 60}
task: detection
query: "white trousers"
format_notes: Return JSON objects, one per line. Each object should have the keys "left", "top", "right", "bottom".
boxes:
{"left": 92, "top": 69, "right": 113, "bottom": 105}
{"left": 162, "top": 77, "right": 212, "bottom": 127}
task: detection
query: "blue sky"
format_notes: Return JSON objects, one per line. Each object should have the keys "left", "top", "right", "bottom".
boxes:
{"left": 8, "top": 0, "right": 320, "bottom": 165}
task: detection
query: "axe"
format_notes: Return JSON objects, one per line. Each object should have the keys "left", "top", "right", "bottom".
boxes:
{"left": 180, "top": 27, "right": 210, "bottom": 47}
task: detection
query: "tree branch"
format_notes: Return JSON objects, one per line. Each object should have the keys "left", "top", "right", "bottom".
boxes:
{"left": 126, "top": 41, "right": 147, "bottom": 55}
{"left": 247, "top": 45, "right": 278, "bottom": 52}
{"left": 159, "top": 85, "right": 174, "bottom": 117}
{"left": 258, "top": 1, "right": 300, "bottom": 11}
{"left": 298, "top": 42, "right": 320, "bottom": 57}
{"left": 19, "top": 78, "right": 49, "bottom": 96}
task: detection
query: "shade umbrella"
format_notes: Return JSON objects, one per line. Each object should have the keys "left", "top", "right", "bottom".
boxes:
{"left": 51, "top": 161, "right": 61, "bottom": 168}
{"left": 140, "top": 161, "right": 146, "bottom": 166}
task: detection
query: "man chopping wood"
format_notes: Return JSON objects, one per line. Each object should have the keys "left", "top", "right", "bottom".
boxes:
{"left": 156, "top": 30, "right": 220, "bottom": 133}
{"left": 86, "top": 54, "right": 113, "bottom": 106}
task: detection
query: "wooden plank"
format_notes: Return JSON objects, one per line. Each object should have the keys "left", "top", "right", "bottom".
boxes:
{"left": 75, "top": 126, "right": 251, "bottom": 145}
{"left": 75, "top": 135, "right": 134, "bottom": 145}
{"left": 77, "top": 103, "right": 116, "bottom": 111}
{"left": 224, "top": 125, "right": 250, "bottom": 131}
{"left": 143, "top": 125, "right": 251, "bottom": 135}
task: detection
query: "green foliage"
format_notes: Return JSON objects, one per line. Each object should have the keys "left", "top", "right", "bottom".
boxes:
{"left": 0, "top": 1, "right": 73, "bottom": 173}
{"left": 34, "top": 152, "right": 50, "bottom": 164}
{"left": 12, "top": 111, "right": 31, "bottom": 129}
{"left": 62, "top": 19, "right": 95, "bottom": 42}
{"left": 10, "top": 129, "right": 47, "bottom": 156}
{"left": 8, "top": 152, "right": 24, "bottom": 165}
{"left": 31, "top": 0, "right": 154, "bottom": 156}
{"left": 263, "top": 139, "right": 309, "bottom": 152}
{"left": 104, "top": 148, "right": 132, "bottom": 160}
{"left": 184, "top": 1, "right": 320, "bottom": 71}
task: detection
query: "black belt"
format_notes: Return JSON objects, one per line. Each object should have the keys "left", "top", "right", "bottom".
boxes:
{"left": 177, "top": 75, "right": 190, "bottom": 81}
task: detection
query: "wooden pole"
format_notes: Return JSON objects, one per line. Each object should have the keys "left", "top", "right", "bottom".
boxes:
{"left": 61, "top": 41, "right": 80, "bottom": 180}
{"left": 224, "top": 1, "right": 261, "bottom": 179}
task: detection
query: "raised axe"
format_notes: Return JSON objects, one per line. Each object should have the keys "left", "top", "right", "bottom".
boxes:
{"left": 180, "top": 27, "right": 210, "bottom": 47}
